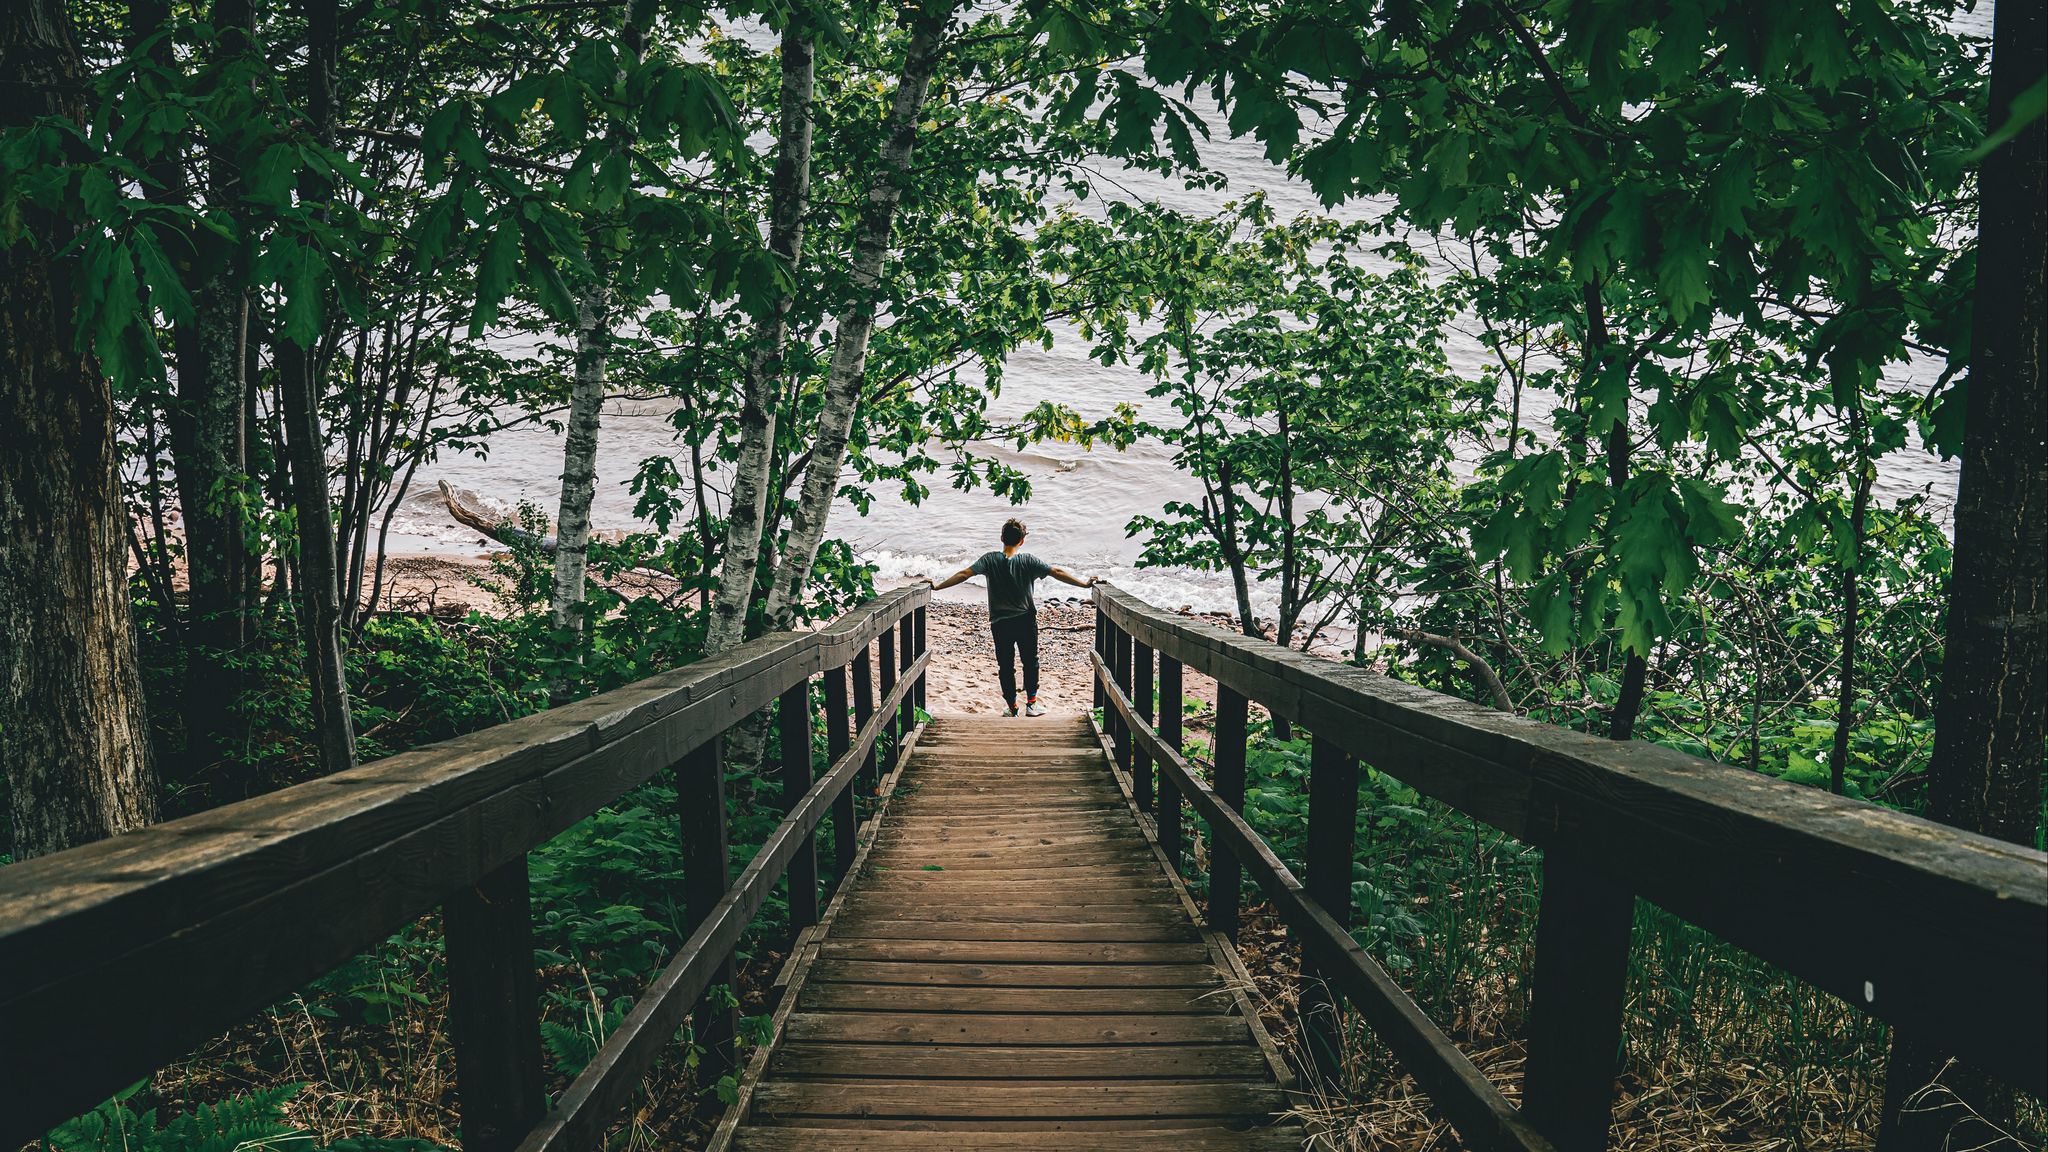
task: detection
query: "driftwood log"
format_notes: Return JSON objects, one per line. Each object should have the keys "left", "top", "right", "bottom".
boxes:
{"left": 438, "top": 481, "right": 629, "bottom": 552}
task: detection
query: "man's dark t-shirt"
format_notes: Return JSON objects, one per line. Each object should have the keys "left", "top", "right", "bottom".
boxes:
{"left": 971, "top": 551, "right": 1051, "bottom": 622}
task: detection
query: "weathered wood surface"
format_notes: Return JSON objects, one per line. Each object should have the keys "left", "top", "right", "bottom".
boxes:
{"left": 717, "top": 716, "right": 1303, "bottom": 1150}
{"left": 0, "top": 587, "right": 929, "bottom": 1148}
{"left": 1095, "top": 648, "right": 1555, "bottom": 1152}
{"left": 1094, "top": 585, "right": 2048, "bottom": 1095}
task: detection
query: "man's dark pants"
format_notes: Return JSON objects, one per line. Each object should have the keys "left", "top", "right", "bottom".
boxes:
{"left": 991, "top": 613, "right": 1039, "bottom": 704}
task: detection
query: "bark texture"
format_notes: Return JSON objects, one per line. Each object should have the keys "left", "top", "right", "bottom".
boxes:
{"left": 704, "top": 20, "right": 816, "bottom": 654}
{"left": 762, "top": 9, "right": 949, "bottom": 630}
{"left": 1, "top": 0, "right": 162, "bottom": 859}
{"left": 277, "top": 0, "right": 357, "bottom": 773}
{"left": 547, "top": 0, "right": 653, "bottom": 682}
{"left": 549, "top": 282, "right": 608, "bottom": 666}
{"left": 1880, "top": 1, "right": 2047, "bottom": 1145}
{"left": 169, "top": 0, "right": 258, "bottom": 772}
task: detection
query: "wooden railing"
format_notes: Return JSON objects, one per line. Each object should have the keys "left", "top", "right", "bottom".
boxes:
{"left": 0, "top": 585, "right": 931, "bottom": 1152}
{"left": 1089, "top": 584, "right": 2047, "bottom": 1152}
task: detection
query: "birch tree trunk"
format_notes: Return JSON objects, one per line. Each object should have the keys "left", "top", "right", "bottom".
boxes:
{"left": 761, "top": 9, "right": 950, "bottom": 630}
{"left": 1, "top": 0, "right": 161, "bottom": 859}
{"left": 549, "top": 279, "right": 608, "bottom": 696}
{"left": 546, "top": 1, "right": 653, "bottom": 691}
{"left": 703, "top": 20, "right": 816, "bottom": 654}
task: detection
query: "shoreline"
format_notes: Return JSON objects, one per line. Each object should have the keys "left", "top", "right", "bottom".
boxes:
{"left": 354, "top": 552, "right": 1331, "bottom": 719}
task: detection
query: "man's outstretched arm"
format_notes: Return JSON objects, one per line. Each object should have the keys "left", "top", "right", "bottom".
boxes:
{"left": 1049, "top": 567, "right": 1098, "bottom": 588}
{"left": 927, "top": 566, "right": 976, "bottom": 590}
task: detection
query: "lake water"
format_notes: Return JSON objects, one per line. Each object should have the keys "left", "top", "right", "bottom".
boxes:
{"left": 383, "top": 13, "right": 1982, "bottom": 622}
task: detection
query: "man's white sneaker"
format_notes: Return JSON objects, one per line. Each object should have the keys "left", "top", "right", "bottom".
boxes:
{"left": 1003, "top": 704, "right": 1020, "bottom": 717}
{"left": 1025, "top": 700, "right": 1047, "bottom": 717}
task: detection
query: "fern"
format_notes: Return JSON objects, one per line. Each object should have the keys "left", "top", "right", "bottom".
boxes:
{"left": 43, "top": 1083, "right": 453, "bottom": 1152}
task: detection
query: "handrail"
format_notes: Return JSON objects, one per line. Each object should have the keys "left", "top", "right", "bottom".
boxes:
{"left": 0, "top": 585, "right": 931, "bottom": 1150}
{"left": 1089, "top": 583, "right": 2048, "bottom": 1151}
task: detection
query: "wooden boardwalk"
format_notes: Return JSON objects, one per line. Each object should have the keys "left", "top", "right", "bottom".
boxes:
{"left": 715, "top": 715, "right": 1306, "bottom": 1150}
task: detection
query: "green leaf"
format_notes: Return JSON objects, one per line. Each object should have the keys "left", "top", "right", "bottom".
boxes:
{"left": 1967, "top": 76, "right": 2044, "bottom": 162}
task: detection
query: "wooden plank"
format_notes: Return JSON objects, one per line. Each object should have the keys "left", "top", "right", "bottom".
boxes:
{"left": 1158, "top": 655, "right": 1184, "bottom": 868}
{"left": 514, "top": 647, "right": 930, "bottom": 1152}
{"left": 781, "top": 1011, "right": 1251, "bottom": 1046}
{"left": 823, "top": 664, "right": 855, "bottom": 881}
{"left": 898, "top": 613, "right": 917, "bottom": 736}
{"left": 1095, "top": 655, "right": 1553, "bottom": 1152}
{"left": 705, "top": 709, "right": 932, "bottom": 1152}
{"left": 444, "top": 856, "right": 545, "bottom": 1152}
{"left": 853, "top": 640, "right": 877, "bottom": 788}
{"left": 827, "top": 920, "right": 1199, "bottom": 944}
{"left": 748, "top": 1078, "right": 1288, "bottom": 1121}
{"left": 815, "top": 940, "right": 1211, "bottom": 964}
{"left": 1209, "top": 685, "right": 1249, "bottom": 941}
{"left": 769, "top": 1043, "right": 1269, "bottom": 1079}
{"left": 1093, "top": 585, "right": 2048, "bottom": 1091}
{"left": 912, "top": 605, "right": 927, "bottom": 714}
{"left": 1133, "top": 640, "right": 1156, "bottom": 813}
{"left": 808, "top": 960, "right": 1224, "bottom": 988}
{"left": 1521, "top": 852, "right": 1634, "bottom": 1152}
{"left": 781, "top": 682, "right": 820, "bottom": 931}
{"left": 679, "top": 734, "right": 737, "bottom": 1081}
{"left": 735, "top": 1129, "right": 1304, "bottom": 1151}
{"left": 797, "top": 985, "right": 1234, "bottom": 1015}
{"left": 1301, "top": 732, "right": 1359, "bottom": 1080}
{"left": 879, "top": 629, "right": 898, "bottom": 756}
{"left": 848, "top": 876, "right": 1178, "bottom": 897}
{"left": 859, "top": 852, "right": 1170, "bottom": 871}
{"left": 827, "top": 901, "right": 1187, "bottom": 918}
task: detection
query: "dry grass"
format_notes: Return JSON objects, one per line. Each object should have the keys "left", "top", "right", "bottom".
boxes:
{"left": 1221, "top": 902, "right": 2041, "bottom": 1151}
{"left": 130, "top": 923, "right": 790, "bottom": 1151}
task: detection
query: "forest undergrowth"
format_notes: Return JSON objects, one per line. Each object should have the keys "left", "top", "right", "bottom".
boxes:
{"left": 1173, "top": 705, "right": 2047, "bottom": 1151}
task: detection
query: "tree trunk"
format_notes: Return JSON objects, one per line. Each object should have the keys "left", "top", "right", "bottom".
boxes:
{"left": 547, "top": 0, "right": 654, "bottom": 695}
{"left": 548, "top": 279, "right": 608, "bottom": 700}
{"left": 1, "top": 0, "right": 162, "bottom": 859}
{"left": 1584, "top": 282, "right": 1652, "bottom": 741}
{"left": 169, "top": 0, "right": 258, "bottom": 774}
{"left": 761, "top": 9, "right": 949, "bottom": 630}
{"left": 1827, "top": 418, "right": 1872, "bottom": 796}
{"left": 1881, "top": 1, "right": 2046, "bottom": 1145}
{"left": 704, "top": 19, "right": 816, "bottom": 655}
{"left": 277, "top": 0, "right": 356, "bottom": 774}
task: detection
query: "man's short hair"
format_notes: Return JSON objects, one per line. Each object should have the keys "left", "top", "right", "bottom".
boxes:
{"left": 1001, "top": 518, "right": 1027, "bottom": 547}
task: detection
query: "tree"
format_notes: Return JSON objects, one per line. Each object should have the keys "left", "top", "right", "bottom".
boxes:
{"left": 1, "top": 0, "right": 161, "bottom": 858}
{"left": 1061, "top": 201, "right": 1475, "bottom": 663}
{"left": 704, "top": 14, "right": 819, "bottom": 656}
{"left": 1881, "top": 0, "right": 2047, "bottom": 1143}
{"left": 1111, "top": 0, "right": 1981, "bottom": 743}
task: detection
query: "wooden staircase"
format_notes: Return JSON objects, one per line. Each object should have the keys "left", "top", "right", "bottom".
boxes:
{"left": 714, "top": 715, "right": 1306, "bottom": 1150}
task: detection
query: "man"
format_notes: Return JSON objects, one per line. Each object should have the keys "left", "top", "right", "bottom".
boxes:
{"left": 927, "top": 518, "right": 1097, "bottom": 716}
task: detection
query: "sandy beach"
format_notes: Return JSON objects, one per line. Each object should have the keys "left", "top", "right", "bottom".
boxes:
{"left": 358, "top": 553, "right": 1274, "bottom": 723}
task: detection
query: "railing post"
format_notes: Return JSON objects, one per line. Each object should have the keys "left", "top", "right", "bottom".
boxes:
{"left": 1112, "top": 626, "right": 1133, "bottom": 774}
{"left": 445, "top": 855, "right": 544, "bottom": 1152}
{"left": 913, "top": 604, "right": 928, "bottom": 715}
{"left": 823, "top": 663, "right": 855, "bottom": 882}
{"left": 1301, "top": 733, "right": 1358, "bottom": 1082}
{"left": 780, "top": 682, "right": 819, "bottom": 931}
{"left": 1208, "top": 686, "right": 1249, "bottom": 941}
{"left": 1156, "top": 655, "right": 1183, "bottom": 870}
{"left": 878, "top": 629, "right": 898, "bottom": 765}
{"left": 898, "top": 611, "right": 916, "bottom": 736}
{"left": 853, "top": 642, "right": 877, "bottom": 790}
{"left": 1523, "top": 853, "right": 1634, "bottom": 1152}
{"left": 679, "top": 734, "right": 736, "bottom": 1083}
{"left": 1132, "top": 640, "right": 1155, "bottom": 812}
{"left": 1092, "top": 609, "right": 1107, "bottom": 715}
